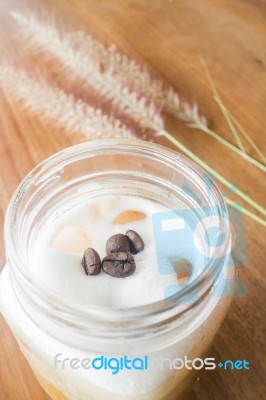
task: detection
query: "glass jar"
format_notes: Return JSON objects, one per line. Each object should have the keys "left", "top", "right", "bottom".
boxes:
{"left": 0, "top": 139, "right": 235, "bottom": 400}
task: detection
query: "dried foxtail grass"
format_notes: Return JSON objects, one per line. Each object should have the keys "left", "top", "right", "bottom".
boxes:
{"left": 13, "top": 11, "right": 205, "bottom": 130}
{"left": 9, "top": 12, "right": 266, "bottom": 225}
{"left": 12, "top": 11, "right": 266, "bottom": 173}
{"left": 60, "top": 27, "right": 266, "bottom": 172}
{"left": 68, "top": 31, "right": 207, "bottom": 126}
{"left": 11, "top": 11, "right": 163, "bottom": 132}
{"left": 0, "top": 65, "right": 132, "bottom": 140}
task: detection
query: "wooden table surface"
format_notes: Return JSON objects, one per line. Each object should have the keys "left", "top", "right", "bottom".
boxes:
{"left": 0, "top": 0, "right": 265, "bottom": 399}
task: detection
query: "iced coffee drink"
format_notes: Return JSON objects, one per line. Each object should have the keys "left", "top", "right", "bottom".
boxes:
{"left": 0, "top": 139, "right": 234, "bottom": 400}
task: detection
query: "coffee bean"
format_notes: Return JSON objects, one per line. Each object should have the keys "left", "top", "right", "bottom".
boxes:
{"left": 82, "top": 248, "right": 102, "bottom": 275}
{"left": 102, "top": 252, "right": 136, "bottom": 278}
{"left": 106, "top": 234, "right": 131, "bottom": 254}
{"left": 126, "top": 230, "right": 144, "bottom": 254}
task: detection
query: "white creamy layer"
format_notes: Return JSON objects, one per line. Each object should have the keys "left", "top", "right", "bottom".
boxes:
{"left": 28, "top": 195, "right": 196, "bottom": 308}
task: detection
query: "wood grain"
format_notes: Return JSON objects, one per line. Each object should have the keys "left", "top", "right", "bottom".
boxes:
{"left": 0, "top": 0, "right": 265, "bottom": 399}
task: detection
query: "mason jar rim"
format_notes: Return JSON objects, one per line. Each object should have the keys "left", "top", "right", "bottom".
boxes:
{"left": 4, "top": 139, "right": 231, "bottom": 341}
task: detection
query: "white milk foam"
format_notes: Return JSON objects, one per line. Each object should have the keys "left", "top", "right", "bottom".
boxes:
{"left": 28, "top": 195, "right": 195, "bottom": 308}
